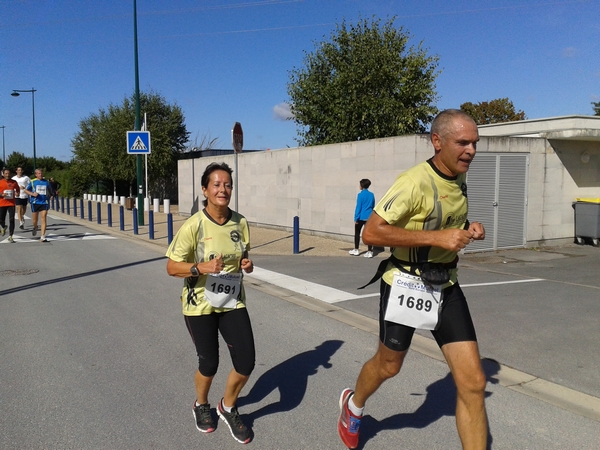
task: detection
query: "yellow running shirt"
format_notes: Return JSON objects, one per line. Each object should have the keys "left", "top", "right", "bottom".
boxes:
{"left": 374, "top": 159, "right": 468, "bottom": 286}
{"left": 165, "top": 209, "right": 250, "bottom": 316}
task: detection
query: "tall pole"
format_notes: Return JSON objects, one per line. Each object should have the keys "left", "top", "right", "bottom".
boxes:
{"left": 0, "top": 126, "right": 5, "bottom": 166}
{"left": 133, "top": 0, "right": 144, "bottom": 225}
{"left": 11, "top": 88, "right": 37, "bottom": 170}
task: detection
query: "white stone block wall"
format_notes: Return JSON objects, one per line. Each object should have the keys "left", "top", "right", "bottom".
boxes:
{"left": 178, "top": 135, "right": 600, "bottom": 245}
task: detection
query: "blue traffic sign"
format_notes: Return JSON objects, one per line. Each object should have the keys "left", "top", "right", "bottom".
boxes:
{"left": 127, "top": 131, "right": 151, "bottom": 154}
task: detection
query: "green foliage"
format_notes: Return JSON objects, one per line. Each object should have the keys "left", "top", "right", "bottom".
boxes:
{"left": 460, "top": 98, "right": 526, "bottom": 125}
{"left": 592, "top": 101, "right": 600, "bottom": 116}
{"left": 71, "top": 91, "right": 190, "bottom": 199}
{"left": 287, "top": 16, "right": 440, "bottom": 146}
{"left": 5, "top": 152, "right": 33, "bottom": 175}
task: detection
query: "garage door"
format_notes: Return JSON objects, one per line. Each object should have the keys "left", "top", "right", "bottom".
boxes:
{"left": 465, "top": 153, "right": 529, "bottom": 252}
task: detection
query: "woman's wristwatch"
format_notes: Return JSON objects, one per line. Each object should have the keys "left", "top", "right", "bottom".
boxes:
{"left": 190, "top": 264, "right": 200, "bottom": 277}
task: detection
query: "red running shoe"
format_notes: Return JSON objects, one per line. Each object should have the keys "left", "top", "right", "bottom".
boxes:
{"left": 338, "top": 388, "right": 362, "bottom": 449}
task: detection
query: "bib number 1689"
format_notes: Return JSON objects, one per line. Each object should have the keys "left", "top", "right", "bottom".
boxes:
{"left": 397, "top": 294, "right": 432, "bottom": 312}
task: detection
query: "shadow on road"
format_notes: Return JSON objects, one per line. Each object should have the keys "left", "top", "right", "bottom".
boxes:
{"left": 355, "top": 358, "right": 500, "bottom": 449}
{"left": 238, "top": 339, "right": 344, "bottom": 427}
{"left": 0, "top": 256, "right": 166, "bottom": 296}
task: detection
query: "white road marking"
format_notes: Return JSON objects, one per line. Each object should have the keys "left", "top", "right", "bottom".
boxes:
{"left": 249, "top": 267, "right": 546, "bottom": 303}
{"left": 1, "top": 232, "right": 116, "bottom": 244}
{"left": 250, "top": 266, "right": 357, "bottom": 304}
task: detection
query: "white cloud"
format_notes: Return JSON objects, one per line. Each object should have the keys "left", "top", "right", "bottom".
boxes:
{"left": 561, "top": 46, "right": 576, "bottom": 58}
{"left": 273, "top": 102, "right": 294, "bottom": 121}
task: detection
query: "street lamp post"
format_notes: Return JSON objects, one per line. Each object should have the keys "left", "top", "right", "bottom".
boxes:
{"left": 11, "top": 88, "right": 37, "bottom": 170}
{"left": 0, "top": 126, "right": 5, "bottom": 166}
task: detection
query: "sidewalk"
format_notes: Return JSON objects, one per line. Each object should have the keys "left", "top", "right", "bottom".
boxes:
{"left": 47, "top": 200, "right": 358, "bottom": 256}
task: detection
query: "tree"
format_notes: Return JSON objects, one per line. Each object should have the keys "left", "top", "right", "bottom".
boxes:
{"left": 5, "top": 152, "right": 33, "bottom": 175}
{"left": 460, "top": 98, "right": 526, "bottom": 125}
{"left": 287, "top": 16, "right": 440, "bottom": 146}
{"left": 71, "top": 91, "right": 190, "bottom": 199}
{"left": 592, "top": 101, "right": 600, "bottom": 116}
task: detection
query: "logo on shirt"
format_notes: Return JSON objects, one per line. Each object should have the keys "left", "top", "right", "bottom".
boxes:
{"left": 230, "top": 230, "right": 241, "bottom": 243}
{"left": 460, "top": 182, "right": 468, "bottom": 198}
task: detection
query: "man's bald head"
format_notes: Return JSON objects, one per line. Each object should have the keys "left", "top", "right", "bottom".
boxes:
{"left": 430, "top": 109, "right": 477, "bottom": 141}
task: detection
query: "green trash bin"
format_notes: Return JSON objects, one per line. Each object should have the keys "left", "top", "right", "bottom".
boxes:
{"left": 574, "top": 198, "right": 600, "bottom": 246}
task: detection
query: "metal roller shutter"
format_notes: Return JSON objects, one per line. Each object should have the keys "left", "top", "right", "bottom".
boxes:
{"left": 465, "top": 153, "right": 528, "bottom": 252}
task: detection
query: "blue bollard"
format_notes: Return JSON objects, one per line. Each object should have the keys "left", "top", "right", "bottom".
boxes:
{"left": 97, "top": 202, "right": 101, "bottom": 224}
{"left": 133, "top": 208, "right": 138, "bottom": 235}
{"left": 66, "top": 198, "right": 70, "bottom": 215}
{"left": 60, "top": 197, "right": 65, "bottom": 213}
{"left": 107, "top": 204, "right": 112, "bottom": 227}
{"left": 73, "top": 198, "right": 77, "bottom": 217}
{"left": 119, "top": 206, "right": 125, "bottom": 231}
{"left": 88, "top": 201, "right": 92, "bottom": 221}
{"left": 80, "top": 198, "right": 84, "bottom": 219}
{"left": 149, "top": 210, "right": 154, "bottom": 240}
{"left": 167, "top": 213, "right": 173, "bottom": 245}
{"left": 293, "top": 216, "right": 299, "bottom": 254}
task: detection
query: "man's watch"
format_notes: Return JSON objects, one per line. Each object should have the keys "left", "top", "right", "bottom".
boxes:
{"left": 190, "top": 264, "right": 200, "bottom": 277}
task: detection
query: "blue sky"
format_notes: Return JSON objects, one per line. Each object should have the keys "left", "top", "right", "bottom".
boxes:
{"left": 1, "top": 0, "right": 599, "bottom": 162}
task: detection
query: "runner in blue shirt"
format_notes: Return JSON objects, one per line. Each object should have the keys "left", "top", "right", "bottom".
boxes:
{"left": 25, "top": 168, "right": 53, "bottom": 242}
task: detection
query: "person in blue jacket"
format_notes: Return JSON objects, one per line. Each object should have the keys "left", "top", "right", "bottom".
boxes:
{"left": 349, "top": 179, "right": 375, "bottom": 257}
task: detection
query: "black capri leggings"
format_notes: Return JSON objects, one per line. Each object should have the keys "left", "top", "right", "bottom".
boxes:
{"left": 185, "top": 307, "right": 256, "bottom": 377}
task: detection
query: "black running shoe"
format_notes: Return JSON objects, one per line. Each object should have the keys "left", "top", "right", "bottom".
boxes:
{"left": 193, "top": 402, "right": 215, "bottom": 433}
{"left": 217, "top": 399, "right": 251, "bottom": 444}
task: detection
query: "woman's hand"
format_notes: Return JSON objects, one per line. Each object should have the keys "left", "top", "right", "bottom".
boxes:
{"left": 240, "top": 258, "right": 253, "bottom": 274}
{"left": 202, "top": 254, "right": 225, "bottom": 274}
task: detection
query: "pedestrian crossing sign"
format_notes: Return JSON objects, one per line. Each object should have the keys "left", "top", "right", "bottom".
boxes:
{"left": 127, "top": 131, "right": 151, "bottom": 154}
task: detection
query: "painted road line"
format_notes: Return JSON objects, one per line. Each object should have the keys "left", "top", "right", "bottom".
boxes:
{"left": 0, "top": 232, "right": 117, "bottom": 244}
{"left": 251, "top": 266, "right": 356, "bottom": 303}
{"left": 251, "top": 267, "right": 545, "bottom": 303}
{"left": 461, "top": 278, "right": 545, "bottom": 287}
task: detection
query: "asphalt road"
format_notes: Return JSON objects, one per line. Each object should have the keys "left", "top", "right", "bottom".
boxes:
{"left": 1, "top": 216, "right": 599, "bottom": 449}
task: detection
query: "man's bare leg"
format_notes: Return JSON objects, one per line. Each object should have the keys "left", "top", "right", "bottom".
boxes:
{"left": 441, "top": 341, "right": 488, "bottom": 450}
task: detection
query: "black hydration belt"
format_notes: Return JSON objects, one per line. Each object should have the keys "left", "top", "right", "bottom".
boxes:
{"left": 358, "top": 254, "right": 458, "bottom": 290}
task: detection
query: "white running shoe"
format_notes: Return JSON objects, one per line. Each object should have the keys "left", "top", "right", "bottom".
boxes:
{"left": 19, "top": 221, "right": 24, "bottom": 230}
{"left": 364, "top": 251, "right": 374, "bottom": 258}
{"left": 349, "top": 249, "right": 360, "bottom": 256}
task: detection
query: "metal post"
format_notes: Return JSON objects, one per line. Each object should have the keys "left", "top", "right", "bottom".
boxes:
{"left": 73, "top": 198, "right": 77, "bottom": 217}
{"left": 10, "top": 89, "right": 36, "bottom": 170}
{"left": 97, "top": 202, "right": 101, "bottom": 224}
{"left": 149, "top": 210, "right": 154, "bottom": 240}
{"left": 133, "top": 208, "right": 138, "bottom": 235}
{"left": 66, "top": 198, "right": 70, "bottom": 215}
{"left": 293, "top": 216, "right": 300, "bottom": 254}
{"left": 167, "top": 213, "right": 173, "bottom": 245}
{"left": 107, "top": 204, "right": 112, "bottom": 227}
{"left": 133, "top": 0, "right": 144, "bottom": 227}
{"left": 120, "top": 205, "right": 125, "bottom": 231}
{"left": 88, "top": 201, "right": 92, "bottom": 221}
{"left": 80, "top": 198, "right": 84, "bottom": 219}
{"left": 60, "top": 197, "right": 65, "bottom": 213}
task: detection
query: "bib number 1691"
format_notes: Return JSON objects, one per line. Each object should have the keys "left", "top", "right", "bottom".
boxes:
{"left": 209, "top": 283, "right": 236, "bottom": 295}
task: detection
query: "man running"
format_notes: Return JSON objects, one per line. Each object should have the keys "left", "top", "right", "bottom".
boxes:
{"left": 25, "top": 168, "right": 53, "bottom": 242}
{"left": 338, "top": 109, "right": 488, "bottom": 450}
{"left": 0, "top": 168, "right": 20, "bottom": 243}
{"left": 12, "top": 166, "right": 31, "bottom": 229}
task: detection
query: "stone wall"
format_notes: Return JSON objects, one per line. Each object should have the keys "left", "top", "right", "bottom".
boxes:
{"left": 178, "top": 135, "right": 600, "bottom": 246}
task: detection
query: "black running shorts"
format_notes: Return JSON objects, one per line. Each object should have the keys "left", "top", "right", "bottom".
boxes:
{"left": 379, "top": 279, "right": 477, "bottom": 352}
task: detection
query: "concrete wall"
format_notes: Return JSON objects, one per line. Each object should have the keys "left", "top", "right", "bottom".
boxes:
{"left": 178, "top": 135, "right": 600, "bottom": 246}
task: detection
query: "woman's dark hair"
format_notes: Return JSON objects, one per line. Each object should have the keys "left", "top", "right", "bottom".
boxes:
{"left": 359, "top": 179, "right": 371, "bottom": 189}
{"left": 201, "top": 162, "right": 234, "bottom": 207}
